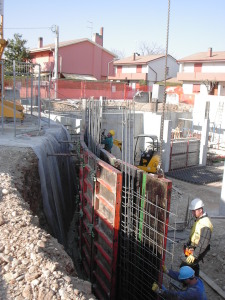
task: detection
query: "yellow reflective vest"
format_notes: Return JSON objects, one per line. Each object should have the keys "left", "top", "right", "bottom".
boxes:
{"left": 190, "top": 214, "right": 213, "bottom": 247}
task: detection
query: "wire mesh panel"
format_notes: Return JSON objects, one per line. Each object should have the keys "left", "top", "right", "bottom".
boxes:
{"left": 112, "top": 158, "right": 172, "bottom": 300}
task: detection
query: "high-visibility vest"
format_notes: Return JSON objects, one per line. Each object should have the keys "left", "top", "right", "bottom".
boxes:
{"left": 190, "top": 214, "right": 213, "bottom": 247}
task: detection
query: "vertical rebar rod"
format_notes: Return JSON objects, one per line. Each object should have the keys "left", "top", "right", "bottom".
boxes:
{"left": 31, "top": 68, "right": 33, "bottom": 115}
{"left": 159, "top": 0, "right": 171, "bottom": 168}
{"left": 38, "top": 64, "right": 41, "bottom": 131}
{"left": 1, "top": 61, "right": 4, "bottom": 134}
{"left": 13, "top": 60, "right": 16, "bottom": 137}
{"left": 48, "top": 75, "right": 51, "bottom": 127}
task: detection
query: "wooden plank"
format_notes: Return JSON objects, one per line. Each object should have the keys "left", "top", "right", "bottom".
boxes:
{"left": 200, "top": 270, "right": 225, "bottom": 299}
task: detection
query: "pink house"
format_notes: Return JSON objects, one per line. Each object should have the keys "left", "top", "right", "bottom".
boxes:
{"left": 29, "top": 27, "right": 116, "bottom": 81}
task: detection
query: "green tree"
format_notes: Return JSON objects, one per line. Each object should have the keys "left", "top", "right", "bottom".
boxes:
{"left": 4, "top": 33, "right": 30, "bottom": 62}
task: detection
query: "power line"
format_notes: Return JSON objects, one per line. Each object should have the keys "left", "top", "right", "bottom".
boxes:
{"left": 5, "top": 27, "right": 51, "bottom": 30}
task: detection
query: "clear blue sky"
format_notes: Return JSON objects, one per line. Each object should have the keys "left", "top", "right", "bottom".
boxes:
{"left": 3, "top": 0, "right": 225, "bottom": 59}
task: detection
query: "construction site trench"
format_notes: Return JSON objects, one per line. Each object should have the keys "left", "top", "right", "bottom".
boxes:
{"left": 1, "top": 102, "right": 225, "bottom": 300}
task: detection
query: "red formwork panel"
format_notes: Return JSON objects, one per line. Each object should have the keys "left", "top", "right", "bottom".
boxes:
{"left": 142, "top": 173, "right": 172, "bottom": 291}
{"left": 92, "top": 160, "right": 122, "bottom": 300}
{"left": 79, "top": 142, "right": 122, "bottom": 299}
{"left": 79, "top": 148, "right": 97, "bottom": 280}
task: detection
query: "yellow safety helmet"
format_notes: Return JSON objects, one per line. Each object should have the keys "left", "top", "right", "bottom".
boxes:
{"left": 109, "top": 130, "right": 115, "bottom": 136}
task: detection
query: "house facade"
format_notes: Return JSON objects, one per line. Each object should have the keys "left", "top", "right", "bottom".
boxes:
{"left": 29, "top": 27, "right": 116, "bottom": 81}
{"left": 177, "top": 48, "right": 225, "bottom": 96}
{"left": 108, "top": 53, "right": 179, "bottom": 89}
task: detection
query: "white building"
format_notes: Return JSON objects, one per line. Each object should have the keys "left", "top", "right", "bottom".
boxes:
{"left": 108, "top": 53, "right": 179, "bottom": 89}
{"left": 177, "top": 48, "right": 225, "bottom": 96}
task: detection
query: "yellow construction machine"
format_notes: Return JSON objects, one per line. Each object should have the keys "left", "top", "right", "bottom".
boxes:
{"left": 0, "top": 14, "right": 24, "bottom": 120}
{"left": 111, "top": 131, "right": 160, "bottom": 174}
{"left": 134, "top": 134, "right": 160, "bottom": 174}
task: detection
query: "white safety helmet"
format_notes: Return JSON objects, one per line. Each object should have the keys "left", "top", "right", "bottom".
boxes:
{"left": 189, "top": 198, "right": 204, "bottom": 211}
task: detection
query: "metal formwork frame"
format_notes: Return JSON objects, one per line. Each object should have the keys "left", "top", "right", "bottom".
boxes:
{"left": 80, "top": 96, "right": 173, "bottom": 299}
{"left": 79, "top": 139, "right": 122, "bottom": 299}
{"left": 100, "top": 153, "right": 172, "bottom": 300}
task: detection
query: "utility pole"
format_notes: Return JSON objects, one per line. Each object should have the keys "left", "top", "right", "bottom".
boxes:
{"left": 51, "top": 25, "right": 59, "bottom": 99}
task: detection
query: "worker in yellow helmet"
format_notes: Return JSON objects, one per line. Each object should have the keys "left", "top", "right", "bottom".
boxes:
{"left": 180, "top": 198, "right": 213, "bottom": 277}
{"left": 101, "top": 129, "right": 115, "bottom": 153}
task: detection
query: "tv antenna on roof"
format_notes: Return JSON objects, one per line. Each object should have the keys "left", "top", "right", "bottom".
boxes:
{"left": 87, "top": 21, "right": 93, "bottom": 39}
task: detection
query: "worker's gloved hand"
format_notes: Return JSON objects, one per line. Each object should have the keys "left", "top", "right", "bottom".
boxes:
{"left": 162, "top": 265, "right": 168, "bottom": 274}
{"left": 152, "top": 282, "right": 160, "bottom": 293}
{"left": 186, "top": 254, "right": 195, "bottom": 264}
{"left": 152, "top": 282, "right": 164, "bottom": 294}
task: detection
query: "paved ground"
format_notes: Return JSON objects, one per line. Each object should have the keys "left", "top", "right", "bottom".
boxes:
{"left": 167, "top": 174, "right": 225, "bottom": 300}
{"left": 166, "top": 164, "right": 224, "bottom": 184}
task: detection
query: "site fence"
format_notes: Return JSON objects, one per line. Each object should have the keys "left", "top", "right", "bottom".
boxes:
{"left": 0, "top": 60, "right": 51, "bottom": 136}
{"left": 4, "top": 78, "right": 151, "bottom": 101}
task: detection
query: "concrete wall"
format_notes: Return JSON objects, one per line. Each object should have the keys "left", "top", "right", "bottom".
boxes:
{"left": 193, "top": 95, "right": 225, "bottom": 129}
{"left": 101, "top": 111, "right": 144, "bottom": 163}
{"left": 49, "top": 113, "right": 81, "bottom": 133}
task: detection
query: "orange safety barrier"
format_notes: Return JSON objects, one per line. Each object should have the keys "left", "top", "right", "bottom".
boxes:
{"left": 4, "top": 78, "right": 153, "bottom": 101}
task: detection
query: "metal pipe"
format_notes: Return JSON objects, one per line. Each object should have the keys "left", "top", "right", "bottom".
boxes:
{"left": 13, "top": 60, "right": 16, "bottom": 137}
{"left": 38, "top": 64, "right": 41, "bottom": 131}
{"left": 1, "top": 61, "right": 4, "bottom": 134}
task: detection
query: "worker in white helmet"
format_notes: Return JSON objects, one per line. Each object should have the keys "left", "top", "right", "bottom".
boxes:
{"left": 180, "top": 198, "right": 213, "bottom": 276}
{"left": 152, "top": 266, "right": 207, "bottom": 299}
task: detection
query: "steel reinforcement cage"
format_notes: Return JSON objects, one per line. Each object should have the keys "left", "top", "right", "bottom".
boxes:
{"left": 78, "top": 135, "right": 172, "bottom": 300}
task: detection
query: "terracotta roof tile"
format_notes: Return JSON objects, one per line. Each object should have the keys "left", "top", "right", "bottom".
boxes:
{"left": 30, "top": 38, "right": 115, "bottom": 56}
{"left": 114, "top": 54, "right": 169, "bottom": 65}
{"left": 178, "top": 51, "right": 225, "bottom": 62}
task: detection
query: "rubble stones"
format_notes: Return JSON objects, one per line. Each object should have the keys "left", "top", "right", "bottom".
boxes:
{"left": 0, "top": 146, "right": 96, "bottom": 300}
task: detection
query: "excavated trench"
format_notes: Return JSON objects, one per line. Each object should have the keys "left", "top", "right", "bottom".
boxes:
{"left": 16, "top": 147, "right": 85, "bottom": 277}
{"left": 4, "top": 120, "right": 169, "bottom": 299}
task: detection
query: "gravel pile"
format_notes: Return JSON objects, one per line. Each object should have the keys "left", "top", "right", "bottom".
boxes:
{"left": 0, "top": 146, "right": 96, "bottom": 300}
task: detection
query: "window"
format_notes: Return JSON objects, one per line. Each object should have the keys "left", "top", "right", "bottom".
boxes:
{"left": 117, "top": 66, "right": 122, "bottom": 74}
{"left": 194, "top": 63, "right": 202, "bottom": 72}
{"left": 193, "top": 84, "right": 200, "bottom": 93}
{"left": 136, "top": 65, "right": 142, "bottom": 73}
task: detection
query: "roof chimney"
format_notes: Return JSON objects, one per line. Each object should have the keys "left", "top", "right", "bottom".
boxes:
{"left": 208, "top": 47, "right": 212, "bottom": 57}
{"left": 38, "top": 37, "right": 43, "bottom": 48}
{"left": 92, "top": 27, "right": 103, "bottom": 47}
{"left": 133, "top": 52, "right": 140, "bottom": 60}
{"left": 100, "top": 27, "right": 104, "bottom": 38}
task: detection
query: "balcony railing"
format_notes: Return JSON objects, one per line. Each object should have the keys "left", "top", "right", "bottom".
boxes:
{"left": 177, "top": 72, "right": 225, "bottom": 82}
